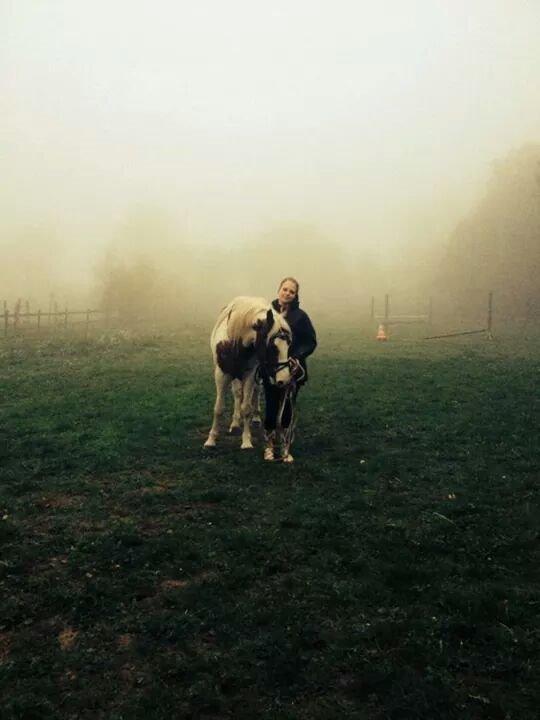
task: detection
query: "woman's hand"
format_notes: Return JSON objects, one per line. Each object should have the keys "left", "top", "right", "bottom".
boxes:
{"left": 288, "top": 357, "right": 304, "bottom": 379}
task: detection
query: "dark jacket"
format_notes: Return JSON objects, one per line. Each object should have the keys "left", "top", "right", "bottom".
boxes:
{"left": 272, "top": 298, "right": 317, "bottom": 383}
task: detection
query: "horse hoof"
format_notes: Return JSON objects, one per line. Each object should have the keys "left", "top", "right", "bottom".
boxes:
{"left": 228, "top": 426, "right": 242, "bottom": 436}
{"left": 252, "top": 418, "right": 262, "bottom": 427}
{"left": 282, "top": 453, "right": 294, "bottom": 464}
{"left": 264, "top": 447, "right": 274, "bottom": 461}
{"left": 241, "top": 443, "right": 254, "bottom": 450}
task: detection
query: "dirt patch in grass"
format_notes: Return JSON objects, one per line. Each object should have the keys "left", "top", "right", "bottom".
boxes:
{"left": 116, "top": 633, "right": 134, "bottom": 650}
{"left": 72, "top": 518, "right": 109, "bottom": 532}
{"left": 119, "top": 663, "right": 136, "bottom": 686}
{"left": 161, "top": 572, "right": 215, "bottom": 592}
{"left": 62, "top": 669, "right": 78, "bottom": 683}
{"left": 161, "top": 579, "right": 190, "bottom": 590}
{"left": 37, "top": 555, "right": 70, "bottom": 573}
{"left": 135, "top": 474, "right": 187, "bottom": 493}
{"left": 180, "top": 502, "right": 219, "bottom": 511}
{"left": 138, "top": 483, "right": 173, "bottom": 495}
{"left": 36, "top": 493, "right": 85, "bottom": 510}
{"left": 119, "top": 662, "right": 147, "bottom": 689}
{"left": 137, "top": 519, "right": 169, "bottom": 537}
{"left": 58, "top": 628, "right": 79, "bottom": 650}
{"left": 0, "top": 633, "right": 12, "bottom": 663}
{"left": 30, "top": 554, "right": 70, "bottom": 575}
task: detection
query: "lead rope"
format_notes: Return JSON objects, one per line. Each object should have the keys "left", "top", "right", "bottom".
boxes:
{"left": 275, "top": 359, "right": 305, "bottom": 457}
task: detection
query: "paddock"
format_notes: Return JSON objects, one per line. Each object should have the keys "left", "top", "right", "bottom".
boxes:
{"left": 1, "top": 325, "right": 538, "bottom": 718}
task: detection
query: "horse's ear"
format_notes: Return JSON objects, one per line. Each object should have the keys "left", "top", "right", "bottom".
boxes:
{"left": 266, "top": 309, "right": 274, "bottom": 330}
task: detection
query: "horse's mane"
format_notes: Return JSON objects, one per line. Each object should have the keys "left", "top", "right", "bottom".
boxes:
{"left": 216, "top": 296, "right": 288, "bottom": 345}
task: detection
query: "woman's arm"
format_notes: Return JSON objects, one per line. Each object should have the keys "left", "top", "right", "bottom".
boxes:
{"left": 292, "top": 314, "right": 317, "bottom": 360}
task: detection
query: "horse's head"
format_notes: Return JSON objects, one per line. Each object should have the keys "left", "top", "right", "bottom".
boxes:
{"left": 253, "top": 309, "right": 292, "bottom": 386}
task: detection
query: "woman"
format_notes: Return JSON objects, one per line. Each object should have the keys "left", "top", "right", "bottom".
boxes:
{"left": 263, "top": 277, "right": 317, "bottom": 462}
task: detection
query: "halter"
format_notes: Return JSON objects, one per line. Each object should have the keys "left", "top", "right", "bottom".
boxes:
{"left": 255, "top": 327, "right": 293, "bottom": 383}
{"left": 274, "top": 328, "right": 292, "bottom": 341}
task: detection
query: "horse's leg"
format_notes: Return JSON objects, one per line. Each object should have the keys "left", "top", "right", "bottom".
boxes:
{"left": 229, "top": 379, "right": 242, "bottom": 434}
{"left": 240, "top": 372, "right": 256, "bottom": 449}
{"left": 204, "top": 367, "right": 229, "bottom": 448}
{"left": 251, "top": 381, "right": 262, "bottom": 426}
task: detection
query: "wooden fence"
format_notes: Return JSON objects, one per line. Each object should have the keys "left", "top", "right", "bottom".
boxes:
{"left": 2, "top": 305, "right": 111, "bottom": 339}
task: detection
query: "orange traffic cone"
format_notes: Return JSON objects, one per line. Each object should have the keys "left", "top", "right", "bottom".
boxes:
{"left": 376, "top": 324, "right": 388, "bottom": 341}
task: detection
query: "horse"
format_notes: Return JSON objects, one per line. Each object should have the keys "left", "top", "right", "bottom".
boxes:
{"left": 204, "top": 296, "right": 292, "bottom": 450}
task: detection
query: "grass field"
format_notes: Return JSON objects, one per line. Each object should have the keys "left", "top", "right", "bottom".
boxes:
{"left": 1, "top": 324, "right": 539, "bottom": 719}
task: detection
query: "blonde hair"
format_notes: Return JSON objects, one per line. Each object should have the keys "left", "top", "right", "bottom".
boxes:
{"left": 278, "top": 277, "right": 300, "bottom": 294}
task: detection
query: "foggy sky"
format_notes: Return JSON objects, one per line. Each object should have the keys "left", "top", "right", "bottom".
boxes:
{"left": 2, "top": 0, "right": 540, "bottom": 288}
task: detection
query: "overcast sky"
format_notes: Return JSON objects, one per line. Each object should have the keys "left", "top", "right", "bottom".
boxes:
{"left": 2, "top": 0, "right": 540, "bottom": 269}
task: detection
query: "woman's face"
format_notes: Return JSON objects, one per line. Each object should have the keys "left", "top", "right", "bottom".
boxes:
{"left": 278, "top": 280, "right": 298, "bottom": 306}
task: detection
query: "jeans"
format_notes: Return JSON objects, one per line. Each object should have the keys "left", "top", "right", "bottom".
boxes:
{"left": 263, "top": 380, "right": 301, "bottom": 431}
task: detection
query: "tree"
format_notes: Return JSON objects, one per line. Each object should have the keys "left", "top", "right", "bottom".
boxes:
{"left": 438, "top": 144, "right": 540, "bottom": 318}
{"left": 95, "top": 207, "right": 188, "bottom": 324}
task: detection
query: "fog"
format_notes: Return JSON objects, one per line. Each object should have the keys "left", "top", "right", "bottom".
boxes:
{"left": 2, "top": 1, "right": 540, "bottom": 320}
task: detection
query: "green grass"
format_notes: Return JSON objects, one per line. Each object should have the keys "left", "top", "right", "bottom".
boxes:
{"left": 1, "top": 326, "right": 539, "bottom": 719}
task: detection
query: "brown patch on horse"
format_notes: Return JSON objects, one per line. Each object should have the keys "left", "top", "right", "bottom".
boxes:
{"left": 253, "top": 316, "right": 273, "bottom": 363}
{"left": 216, "top": 340, "right": 255, "bottom": 379}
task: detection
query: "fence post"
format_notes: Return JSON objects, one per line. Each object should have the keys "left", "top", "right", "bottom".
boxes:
{"left": 384, "top": 294, "right": 389, "bottom": 324}
{"left": 487, "top": 291, "right": 494, "bottom": 340}
{"left": 14, "top": 300, "right": 21, "bottom": 332}
{"left": 370, "top": 296, "right": 375, "bottom": 320}
{"left": 4, "top": 309, "right": 8, "bottom": 338}
{"left": 54, "top": 302, "right": 58, "bottom": 328}
{"left": 64, "top": 306, "right": 68, "bottom": 330}
{"left": 85, "top": 309, "right": 90, "bottom": 340}
{"left": 37, "top": 309, "right": 41, "bottom": 334}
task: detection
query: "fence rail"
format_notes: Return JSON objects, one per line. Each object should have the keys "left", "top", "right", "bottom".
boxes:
{"left": 371, "top": 294, "right": 433, "bottom": 328}
{"left": 3, "top": 308, "right": 111, "bottom": 339}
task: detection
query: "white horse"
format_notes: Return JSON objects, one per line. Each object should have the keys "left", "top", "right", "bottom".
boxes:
{"left": 204, "top": 296, "right": 292, "bottom": 450}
